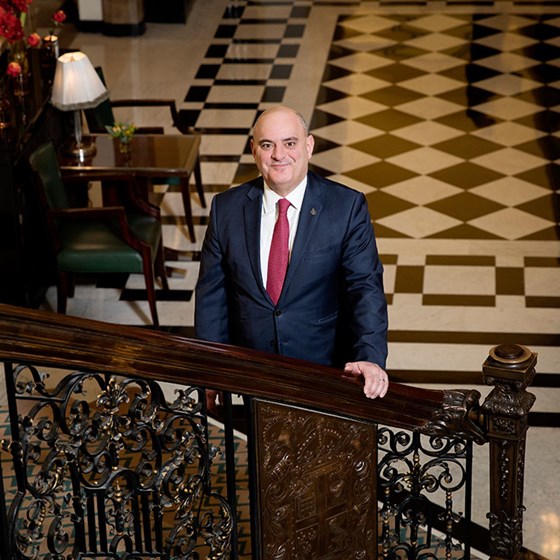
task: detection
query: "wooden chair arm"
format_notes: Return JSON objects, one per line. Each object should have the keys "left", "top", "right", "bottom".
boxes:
{"left": 110, "top": 98, "right": 180, "bottom": 124}
{"left": 109, "top": 98, "right": 198, "bottom": 134}
{"left": 49, "top": 206, "right": 127, "bottom": 221}
{"left": 62, "top": 170, "right": 135, "bottom": 183}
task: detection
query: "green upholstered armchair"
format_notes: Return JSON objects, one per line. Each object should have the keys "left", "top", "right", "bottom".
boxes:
{"left": 28, "top": 141, "right": 169, "bottom": 327}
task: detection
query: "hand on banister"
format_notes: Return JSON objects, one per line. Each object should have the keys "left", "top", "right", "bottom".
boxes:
{"left": 344, "top": 361, "right": 389, "bottom": 399}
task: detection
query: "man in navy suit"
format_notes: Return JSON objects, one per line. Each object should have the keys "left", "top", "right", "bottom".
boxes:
{"left": 195, "top": 106, "right": 389, "bottom": 400}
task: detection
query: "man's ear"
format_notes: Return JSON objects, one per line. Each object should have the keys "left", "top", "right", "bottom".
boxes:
{"left": 306, "top": 134, "right": 315, "bottom": 158}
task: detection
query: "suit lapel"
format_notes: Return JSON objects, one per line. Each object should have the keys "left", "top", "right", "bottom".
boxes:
{"left": 243, "top": 181, "right": 270, "bottom": 301}
{"left": 282, "top": 174, "right": 324, "bottom": 297}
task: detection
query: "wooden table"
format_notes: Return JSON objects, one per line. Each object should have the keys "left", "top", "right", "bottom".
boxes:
{"left": 59, "top": 134, "right": 205, "bottom": 243}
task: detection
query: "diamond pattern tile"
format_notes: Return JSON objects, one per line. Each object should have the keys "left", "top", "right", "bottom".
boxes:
{"left": 471, "top": 147, "right": 545, "bottom": 175}
{"left": 408, "top": 14, "right": 469, "bottom": 33}
{"left": 396, "top": 97, "right": 465, "bottom": 119}
{"left": 426, "top": 192, "right": 505, "bottom": 221}
{"left": 474, "top": 32, "right": 537, "bottom": 51}
{"left": 468, "top": 208, "right": 554, "bottom": 239}
{"left": 382, "top": 177, "right": 463, "bottom": 205}
{"left": 391, "top": 121, "right": 464, "bottom": 145}
{"left": 313, "top": 120, "right": 385, "bottom": 144}
{"left": 310, "top": 146, "right": 379, "bottom": 173}
{"left": 386, "top": 147, "right": 464, "bottom": 174}
{"left": 399, "top": 74, "right": 465, "bottom": 95}
{"left": 404, "top": 33, "right": 467, "bottom": 52}
{"left": 377, "top": 207, "right": 463, "bottom": 238}
{"left": 402, "top": 52, "right": 466, "bottom": 73}
{"left": 350, "top": 135, "right": 421, "bottom": 159}
{"left": 432, "top": 135, "right": 502, "bottom": 159}
{"left": 474, "top": 74, "right": 541, "bottom": 95}
{"left": 324, "top": 74, "right": 390, "bottom": 95}
{"left": 476, "top": 52, "right": 540, "bottom": 73}
{"left": 469, "top": 177, "right": 551, "bottom": 205}
{"left": 317, "top": 97, "right": 387, "bottom": 119}
{"left": 473, "top": 97, "right": 540, "bottom": 119}
{"left": 471, "top": 122, "right": 545, "bottom": 146}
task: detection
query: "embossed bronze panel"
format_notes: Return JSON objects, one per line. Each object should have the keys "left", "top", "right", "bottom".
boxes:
{"left": 254, "top": 400, "right": 377, "bottom": 559}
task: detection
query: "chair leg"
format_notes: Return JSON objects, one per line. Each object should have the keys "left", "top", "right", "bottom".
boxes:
{"left": 194, "top": 156, "right": 206, "bottom": 208}
{"left": 180, "top": 176, "right": 196, "bottom": 243}
{"left": 57, "top": 271, "right": 69, "bottom": 314}
{"left": 141, "top": 249, "right": 159, "bottom": 327}
{"left": 156, "top": 241, "right": 169, "bottom": 291}
{"left": 67, "top": 273, "right": 75, "bottom": 298}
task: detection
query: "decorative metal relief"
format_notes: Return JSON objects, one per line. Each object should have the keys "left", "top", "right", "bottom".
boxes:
{"left": 487, "top": 507, "right": 525, "bottom": 558}
{"left": 423, "top": 389, "right": 485, "bottom": 445}
{"left": 1, "top": 363, "right": 233, "bottom": 559}
{"left": 254, "top": 400, "right": 377, "bottom": 560}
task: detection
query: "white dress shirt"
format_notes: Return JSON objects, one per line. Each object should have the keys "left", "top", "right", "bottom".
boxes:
{"left": 260, "top": 178, "right": 307, "bottom": 288}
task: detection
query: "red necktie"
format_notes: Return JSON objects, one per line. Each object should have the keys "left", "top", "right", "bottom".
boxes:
{"left": 266, "top": 198, "right": 291, "bottom": 304}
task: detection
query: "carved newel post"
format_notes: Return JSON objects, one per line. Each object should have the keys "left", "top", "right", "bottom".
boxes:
{"left": 482, "top": 344, "right": 536, "bottom": 560}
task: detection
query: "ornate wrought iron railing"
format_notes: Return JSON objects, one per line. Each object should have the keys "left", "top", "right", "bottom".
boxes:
{"left": 0, "top": 303, "right": 536, "bottom": 559}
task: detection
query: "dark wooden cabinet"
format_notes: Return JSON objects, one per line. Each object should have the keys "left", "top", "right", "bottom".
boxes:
{"left": 0, "top": 51, "right": 70, "bottom": 306}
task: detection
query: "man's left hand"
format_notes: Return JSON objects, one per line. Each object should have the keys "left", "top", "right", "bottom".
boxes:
{"left": 344, "top": 361, "right": 389, "bottom": 399}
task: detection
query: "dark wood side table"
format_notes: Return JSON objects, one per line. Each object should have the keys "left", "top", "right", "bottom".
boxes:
{"left": 59, "top": 134, "right": 205, "bottom": 243}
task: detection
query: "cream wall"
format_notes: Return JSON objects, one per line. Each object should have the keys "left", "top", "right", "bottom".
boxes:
{"left": 77, "top": 0, "right": 103, "bottom": 21}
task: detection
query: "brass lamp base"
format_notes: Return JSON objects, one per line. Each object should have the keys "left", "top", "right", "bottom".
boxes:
{"left": 64, "top": 140, "right": 97, "bottom": 161}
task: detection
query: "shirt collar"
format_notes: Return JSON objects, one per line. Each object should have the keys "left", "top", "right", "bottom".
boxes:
{"left": 262, "top": 176, "right": 307, "bottom": 215}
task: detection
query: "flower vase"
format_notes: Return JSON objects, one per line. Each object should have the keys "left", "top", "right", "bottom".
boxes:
{"left": 118, "top": 138, "right": 131, "bottom": 154}
{"left": 9, "top": 40, "right": 30, "bottom": 97}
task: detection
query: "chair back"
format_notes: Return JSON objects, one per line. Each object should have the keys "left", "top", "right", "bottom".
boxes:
{"left": 28, "top": 142, "right": 69, "bottom": 210}
{"left": 84, "top": 67, "right": 115, "bottom": 133}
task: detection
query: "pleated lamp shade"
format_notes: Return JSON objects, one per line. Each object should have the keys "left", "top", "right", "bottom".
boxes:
{"left": 51, "top": 51, "right": 108, "bottom": 111}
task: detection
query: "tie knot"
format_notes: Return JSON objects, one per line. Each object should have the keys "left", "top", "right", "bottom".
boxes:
{"left": 278, "top": 198, "right": 290, "bottom": 214}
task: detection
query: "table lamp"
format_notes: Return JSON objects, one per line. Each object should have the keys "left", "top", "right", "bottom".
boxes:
{"left": 50, "top": 51, "right": 109, "bottom": 159}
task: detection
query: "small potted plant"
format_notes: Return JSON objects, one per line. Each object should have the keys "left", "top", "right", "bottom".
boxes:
{"left": 106, "top": 122, "right": 137, "bottom": 153}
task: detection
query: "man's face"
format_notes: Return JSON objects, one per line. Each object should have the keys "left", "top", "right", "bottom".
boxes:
{"left": 251, "top": 108, "right": 314, "bottom": 196}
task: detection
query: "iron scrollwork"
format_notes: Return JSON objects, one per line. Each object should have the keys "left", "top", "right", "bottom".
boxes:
{"left": 2, "top": 363, "right": 233, "bottom": 559}
{"left": 378, "top": 427, "right": 471, "bottom": 560}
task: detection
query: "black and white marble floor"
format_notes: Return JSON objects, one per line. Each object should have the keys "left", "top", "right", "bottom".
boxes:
{"left": 31, "top": 1, "right": 560, "bottom": 557}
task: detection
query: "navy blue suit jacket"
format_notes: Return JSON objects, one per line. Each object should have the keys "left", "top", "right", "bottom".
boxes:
{"left": 195, "top": 171, "right": 388, "bottom": 368}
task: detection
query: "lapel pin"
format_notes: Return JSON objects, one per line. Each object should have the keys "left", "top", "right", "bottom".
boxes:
{"left": 311, "top": 208, "right": 317, "bottom": 216}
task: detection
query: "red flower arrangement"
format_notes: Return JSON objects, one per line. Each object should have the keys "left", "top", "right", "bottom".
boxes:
{"left": 1, "top": 1, "right": 66, "bottom": 78}
{"left": 0, "top": 0, "right": 33, "bottom": 43}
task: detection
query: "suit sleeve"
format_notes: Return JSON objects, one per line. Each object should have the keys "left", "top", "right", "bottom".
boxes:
{"left": 194, "top": 196, "right": 230, "bottom": 344}
{"left": 342, "top": 193, "right": 388, "bottom": 368}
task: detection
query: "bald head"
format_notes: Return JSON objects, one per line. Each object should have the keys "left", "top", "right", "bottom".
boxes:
{"left": 253, "top": 106, "right": 309, "bottom": 137}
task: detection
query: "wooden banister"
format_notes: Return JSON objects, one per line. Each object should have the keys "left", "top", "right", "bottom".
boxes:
{"left": 0, "top": 303, "right": 453, "bottom": 432}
